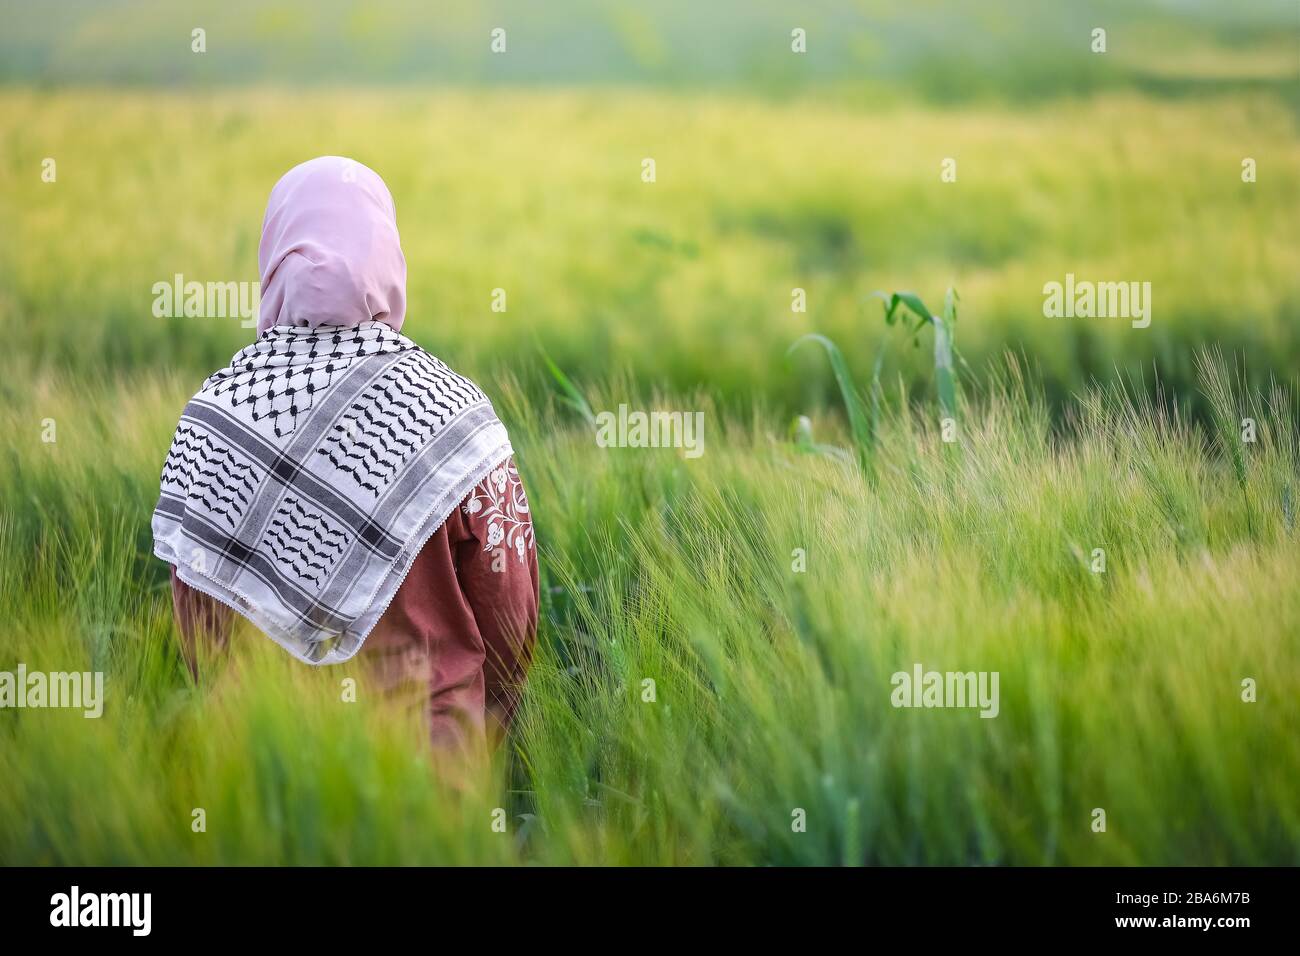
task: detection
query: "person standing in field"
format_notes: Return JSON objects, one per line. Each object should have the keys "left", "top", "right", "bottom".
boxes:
{"left": 152, "top": 156, "right": 538, "bottom": 756}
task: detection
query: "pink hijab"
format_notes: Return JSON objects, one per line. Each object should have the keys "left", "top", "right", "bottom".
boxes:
{"left": 256, "top": 156, "right": 406, "bottom": 335}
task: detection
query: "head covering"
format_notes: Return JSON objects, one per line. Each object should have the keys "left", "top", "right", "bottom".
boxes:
{"left": 256, "top": 156, "right": 406, "bottom": 335}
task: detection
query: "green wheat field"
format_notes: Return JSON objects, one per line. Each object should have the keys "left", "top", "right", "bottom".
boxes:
{"left": 1, "top": 1, "right": 1299, "bottom": 864}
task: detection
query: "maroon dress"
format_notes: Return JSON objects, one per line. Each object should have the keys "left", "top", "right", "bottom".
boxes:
{"left": 170, "top": 457, "right": 538, "bottom": 753}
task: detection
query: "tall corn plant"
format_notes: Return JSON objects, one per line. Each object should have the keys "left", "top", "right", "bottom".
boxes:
{"left": 875, "top": 287, "right": 961, "bottom": 424}
{"left": 788, "top": 287, "right": 961, "bottom": 473}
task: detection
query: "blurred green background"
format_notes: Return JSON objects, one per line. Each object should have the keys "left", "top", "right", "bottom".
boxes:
{"left": 3, "top": 0, "right": 1298, "bottom": 415}
{"left": 5, "top": 0, "right": 1297, "bottom": 98}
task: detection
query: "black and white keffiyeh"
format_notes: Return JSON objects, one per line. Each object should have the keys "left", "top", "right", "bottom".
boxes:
{"left": 152, "top": 321, "right": 512, "bottom": 664}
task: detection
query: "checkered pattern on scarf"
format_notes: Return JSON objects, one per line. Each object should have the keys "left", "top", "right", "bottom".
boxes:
{"left": 152, "top": 322, "right": 513, "bottom": 664}
{"left": 204, "top": 324, "right": 397, "bottom": 438}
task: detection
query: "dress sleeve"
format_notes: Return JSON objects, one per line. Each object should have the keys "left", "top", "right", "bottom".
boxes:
{"left": 453, "top": 457, "right": 540, "bottom": 737}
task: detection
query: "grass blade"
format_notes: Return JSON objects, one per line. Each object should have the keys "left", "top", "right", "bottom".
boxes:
{"left": 538, "top": 346, "right": 596, "bottom": 426}
{"left": 788, "top": 333, "right": 873, "bottom": 469}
